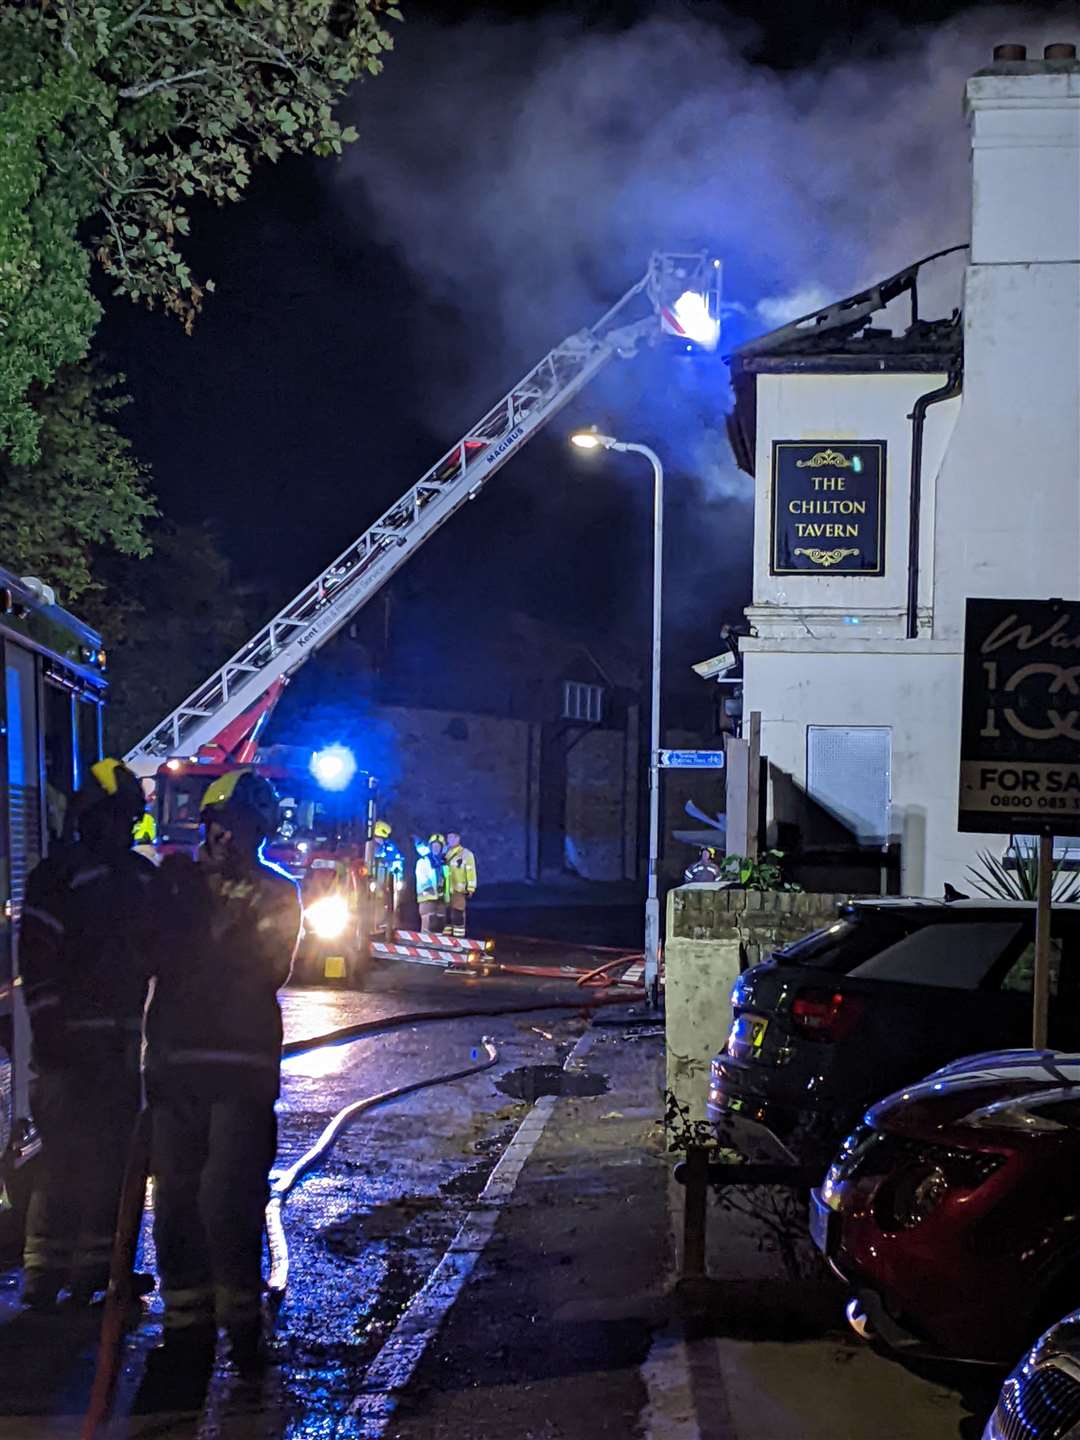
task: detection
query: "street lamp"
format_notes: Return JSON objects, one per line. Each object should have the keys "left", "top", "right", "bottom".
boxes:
{"left": 570, "top": 426, "right": 664, "bottom": 1008}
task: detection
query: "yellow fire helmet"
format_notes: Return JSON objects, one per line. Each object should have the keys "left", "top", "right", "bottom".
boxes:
{"left": 201, "top": 770, "right": 278, "bottom": 836}
{"left": 428, "top": 833, "right": 446, "bottom": 847}
{"left": 374, "top": 819, "right": 393, "bottom": 839}
{"left": 87, "top": 758, "right": 145, "bottom": 822}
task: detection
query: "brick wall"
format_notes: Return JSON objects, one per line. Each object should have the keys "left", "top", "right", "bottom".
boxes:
{"left": 374, "top": 703, "right": 639, "bottom": 892}
{"left": 665, "top": 888, "right": 845, "bottom": 1121}
{"left": 375, "top": 705, "right": 535, "bottom": 887}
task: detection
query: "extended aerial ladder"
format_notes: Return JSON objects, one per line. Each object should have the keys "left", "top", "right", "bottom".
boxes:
{"left": 124, "top": 252, "right": 722, "bottom": 778}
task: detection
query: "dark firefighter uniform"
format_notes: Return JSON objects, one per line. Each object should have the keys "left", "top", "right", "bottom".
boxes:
{"left": 20, "top": 759, "right": 155, "bottom": 1308}
{"left": 684, "top": 847, "right": 723, "bottom": 883}
{"left": 146, "top": 770, "right": 299, "bottom": 1367}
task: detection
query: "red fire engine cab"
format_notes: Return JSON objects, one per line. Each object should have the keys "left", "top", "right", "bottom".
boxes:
{"left": 154, "top": 742, "right": 394, "bottom": 984}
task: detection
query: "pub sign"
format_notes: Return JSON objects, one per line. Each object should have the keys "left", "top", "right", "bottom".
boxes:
{"left": 770, "top": 440, "right": 886, "bottom": 576}
{"left": 959, "top": 597, "right": 1080, "bottom": 837}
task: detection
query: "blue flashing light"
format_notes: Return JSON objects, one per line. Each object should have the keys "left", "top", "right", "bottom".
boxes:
{"left": 310, "top": 744, "right": 357, "bottom": 791}
{"left": 843, "top": 616, "right": 861, "bottom": 626}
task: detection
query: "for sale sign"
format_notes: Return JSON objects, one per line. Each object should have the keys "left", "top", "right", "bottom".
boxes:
{"left": 959, "top": 598, "right": 1080, "bottom": 836}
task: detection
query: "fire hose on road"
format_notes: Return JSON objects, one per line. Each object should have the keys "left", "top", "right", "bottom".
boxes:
{"left": 264, "top": 1037, "right": 500, "bottom": 1295}
{"left": 81, "top": 991, "right": 642, "bottom": 1438}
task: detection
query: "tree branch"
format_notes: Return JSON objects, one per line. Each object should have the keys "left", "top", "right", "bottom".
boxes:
{"left": 113, "top": 1, "right": 153, "bottom": 36}
{"left": 119, "top": 68, "right": 211, "bottom": 100}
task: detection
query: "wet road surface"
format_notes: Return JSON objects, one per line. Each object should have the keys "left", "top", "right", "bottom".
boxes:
{"left": 0, "top": 952, "right": 617, "bottom": 1439}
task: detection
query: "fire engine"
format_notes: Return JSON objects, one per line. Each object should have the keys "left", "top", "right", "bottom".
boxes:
{"left": 148, "top": 678, "right": 394, "bottom": 982}
{"left": 0, "top": 569, "right": 109, "bottom": 1257}
{"left": 120, "top": 251, "right": 719, "bottom": 946}
{"left": 0, "top": 250, "right": 719, "bottom": 1251}
{"left": 118, "top": 250, "right": 720, "bottom": 975}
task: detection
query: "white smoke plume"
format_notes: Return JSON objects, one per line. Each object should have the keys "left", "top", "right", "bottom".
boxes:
{"left": 329, "top": 3, "right": 1074, "bottom": 622}
{"left": 338, "top": 5, "right": 1071, "bottom": 359}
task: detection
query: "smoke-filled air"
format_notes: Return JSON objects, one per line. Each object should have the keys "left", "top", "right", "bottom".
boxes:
{"left": 330, "top": 2, "right": 1072, "bottom": 610}
{"left": 339, "top": 4, "right": 1069, "bottom": 349}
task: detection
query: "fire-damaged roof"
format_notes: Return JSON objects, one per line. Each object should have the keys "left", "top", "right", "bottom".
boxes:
{"left": 725, "top": 246, "right": 965, "bottom": 476}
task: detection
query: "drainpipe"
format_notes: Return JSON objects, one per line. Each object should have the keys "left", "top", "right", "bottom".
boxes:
{"left": 906, "top": 366, "right": 961, "bottom": 639}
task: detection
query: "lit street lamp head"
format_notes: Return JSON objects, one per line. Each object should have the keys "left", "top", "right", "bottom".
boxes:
{"left": 569, "top": 429, "right": 618, "bottom": 452}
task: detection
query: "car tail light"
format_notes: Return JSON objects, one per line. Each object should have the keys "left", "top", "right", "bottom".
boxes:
{"left": 790, "top": 989, "right": 863, "bottom": 1042}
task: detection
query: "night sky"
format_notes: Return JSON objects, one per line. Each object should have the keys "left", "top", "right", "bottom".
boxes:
{"left": 95, "top": 0, "right": 1039, "bottom": 728}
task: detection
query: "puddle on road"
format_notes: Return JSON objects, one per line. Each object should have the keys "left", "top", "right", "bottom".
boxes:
{"left": 495, "top": 1065, "right": 609, "bottom": 1103}
{"left": 321, "top": 1195, "right": 441, "bottom": 1252}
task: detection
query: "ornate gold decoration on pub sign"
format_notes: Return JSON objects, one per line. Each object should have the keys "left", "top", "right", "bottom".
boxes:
{"left": 771, "top": 440, "right": 886, "bottom": 576}
{"left": 795, "top": 448, "right": 853, "bottom": 469}
{"left": 793, "top": 547, "right": 860, "bottom": 568}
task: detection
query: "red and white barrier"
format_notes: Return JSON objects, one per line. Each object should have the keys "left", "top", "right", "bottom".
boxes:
{"left": 392, "top": 930, "right": 490, "bottom": 953}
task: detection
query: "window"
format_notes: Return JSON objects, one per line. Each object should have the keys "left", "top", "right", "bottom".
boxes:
{"left": 779, "top": 913, "right": 925, "bottom": 972}
{"left": 807, "top": 725, "right": 891, "bottom": 845}
{"left": 849, "top": 921, "right": 1023, "bottom": 989}
{"left": 1001, "top": 938, "right": 1062, "bottom": 997}
{"left": 562, "top": 681, "right": 603, "bottom": 724}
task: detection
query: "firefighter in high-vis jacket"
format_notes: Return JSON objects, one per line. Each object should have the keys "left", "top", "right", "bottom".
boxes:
{"left": 20, "top": 759, "right": 156, "bottom": 1310}
{"left": 146, "top": 770, "right": 300, "bottom": 1373}
{"left": 444, "top": 832, "right": 478, "bottom": 937}
{"left": 684, "top": 847, "right": 723, "bottom": 884}
{"left": 415, "top": 834, "right": 449, "bottom": 932}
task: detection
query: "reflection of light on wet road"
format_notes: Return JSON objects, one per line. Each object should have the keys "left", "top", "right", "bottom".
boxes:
{"left": 283, "top": 1040, "right": 354, "bottom": 1079}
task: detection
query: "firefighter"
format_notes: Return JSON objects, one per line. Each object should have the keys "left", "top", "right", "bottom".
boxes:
{"left": 444, "top": 831, "right": 477, "bottom": 938}
{"left": 374, "top": 819, "right": 404, "bottom": 926}
{"left": 415, "top": 834, "right": 449, "bottom": 932}
{"left": 145, "top": 771, "right": 300, "bottom": 1374}
{"left": 20, "top": 758, "right": 156, "bottom": 1310}
{"left": 132, "top": 808, "right": 159, "bottom": 864}
{"left": 684, "top": 846, "right": 723, "bottom": 883}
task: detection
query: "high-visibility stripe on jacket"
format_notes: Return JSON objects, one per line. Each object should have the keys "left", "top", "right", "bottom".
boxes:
{"left": 445, "top": 845, "right": 477, "bottom": 897}
{"left": 415, "top": 854, "right": 449, "bottom": 904}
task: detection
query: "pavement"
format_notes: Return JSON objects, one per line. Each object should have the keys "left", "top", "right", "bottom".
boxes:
{"left": 0, "top": 948, "right": 1006, "bottom": 1439}
{"left": 375, "top": 1008, "right": 1000, "bottom": 1440}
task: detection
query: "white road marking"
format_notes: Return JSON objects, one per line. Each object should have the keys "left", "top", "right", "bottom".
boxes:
{"left": 348, "top": 1026, "right": 596, "bottom": 1436}
{"left": 640, "top": 1329, "right": 704, "bottom": 1440}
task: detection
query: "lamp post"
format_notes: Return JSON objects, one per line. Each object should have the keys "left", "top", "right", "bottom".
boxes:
{"left": 570, "top": 428, "right": 664, "bottom": 1007}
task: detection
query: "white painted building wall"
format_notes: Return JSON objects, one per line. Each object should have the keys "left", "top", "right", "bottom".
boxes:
{"left": 739, "top": 56, "right": 1080, "bottom": 895}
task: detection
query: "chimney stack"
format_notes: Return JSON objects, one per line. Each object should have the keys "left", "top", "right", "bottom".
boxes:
{"left": 967, "top": 49, "right": 1080, "bottom": 265}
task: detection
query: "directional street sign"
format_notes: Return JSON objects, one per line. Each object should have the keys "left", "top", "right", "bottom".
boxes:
{"left": 658, "top": 749, "right": 726, "bottom": 769}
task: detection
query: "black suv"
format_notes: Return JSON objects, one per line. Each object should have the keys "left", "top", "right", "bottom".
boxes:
{"left": 707, "top": 898, "right": 1080, "bottom": 1172}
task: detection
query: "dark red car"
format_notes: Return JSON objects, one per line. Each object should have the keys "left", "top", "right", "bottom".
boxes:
{"left": 811, "top": 1049, "right": 1080, "bottom": 1364}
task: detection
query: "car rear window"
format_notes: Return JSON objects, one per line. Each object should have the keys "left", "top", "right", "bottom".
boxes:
{"left": 848, "top": 922, "right": 1023, "bottom": 988}
{"left": 776, "top": 914, "right": 926, "bottom": 973}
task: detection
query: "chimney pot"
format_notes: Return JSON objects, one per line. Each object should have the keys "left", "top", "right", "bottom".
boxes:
{"left": 993, "top": 43, "right": 1027, "bottom": 61}
{"left": 1044, "top": 42, "right": 1078, "bottom": 60}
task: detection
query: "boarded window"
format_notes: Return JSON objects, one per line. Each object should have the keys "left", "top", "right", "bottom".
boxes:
{"left": 806, "top": 725, "right": 891, "bottom": 845}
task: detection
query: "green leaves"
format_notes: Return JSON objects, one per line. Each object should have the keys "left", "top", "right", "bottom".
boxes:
{"left": 1, "top": 0, "right": 401, "bottom": 460}
{"left": 718, "top": 850, "right": 803, "bottom": 894}
{"left": 0, "top": 363, "right": 156, "bottom": 603}
{"left": 967, "top": 848, "right": 1080, "bottom": 904}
